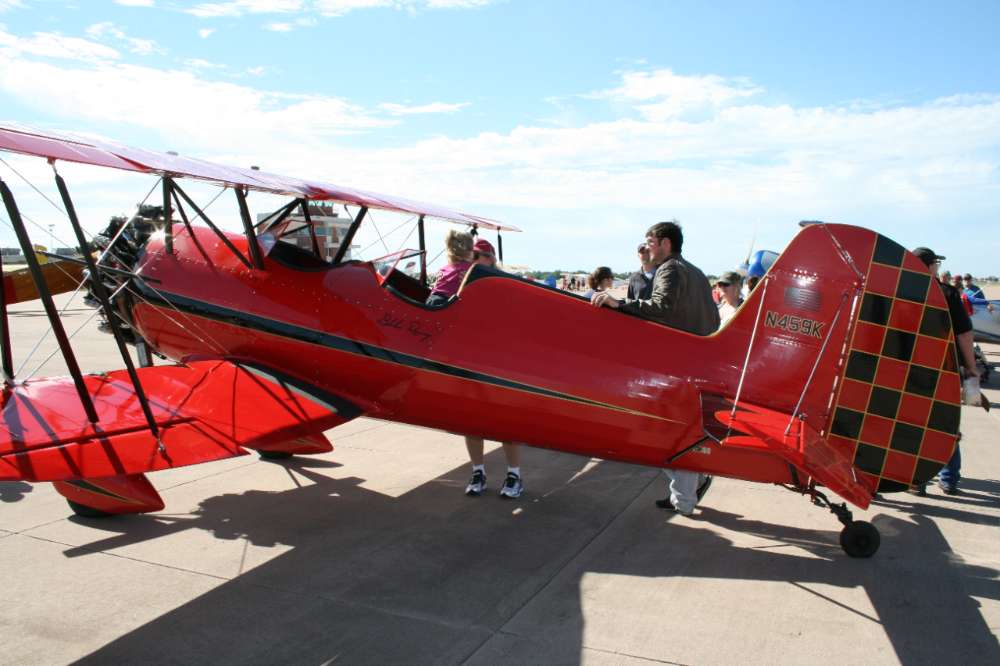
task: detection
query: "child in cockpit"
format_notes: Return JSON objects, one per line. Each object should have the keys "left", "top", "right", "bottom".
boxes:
{"left": 426, "top": 230, "right": 474, "bottom": 307}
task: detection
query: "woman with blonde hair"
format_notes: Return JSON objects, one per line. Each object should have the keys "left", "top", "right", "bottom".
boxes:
{"left": 426, "top": 230, "right": 474, "bottom": 306}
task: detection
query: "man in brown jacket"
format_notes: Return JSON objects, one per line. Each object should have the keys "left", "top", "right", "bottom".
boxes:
{"left": 592, "top": 220, "right": 719, "bottom": 514}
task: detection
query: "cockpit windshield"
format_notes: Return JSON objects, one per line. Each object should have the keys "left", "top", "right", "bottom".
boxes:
{"left": 372, "top": 248, "right": 424, "bottom": 285}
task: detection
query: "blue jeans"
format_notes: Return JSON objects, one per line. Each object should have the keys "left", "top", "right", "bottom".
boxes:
{"left": 939, "top": 442, "right": 961, "bottom": 489}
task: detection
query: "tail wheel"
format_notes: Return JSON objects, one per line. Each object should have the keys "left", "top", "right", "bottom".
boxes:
{"left": 839, "top": 521, "right": 880, "bottom": 558}
{"left": 66, "top": 499, "right": 113, "bottom": 518}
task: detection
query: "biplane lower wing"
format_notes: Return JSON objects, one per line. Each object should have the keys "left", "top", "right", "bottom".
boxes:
{"left": 0, "top": 360, "right": 362, "bottom": 482}
{"left": 717, "top": 404, "right": 876, "bottom": 509}
{"left": 2, "top": 260, "right": 86, "bottom": 305}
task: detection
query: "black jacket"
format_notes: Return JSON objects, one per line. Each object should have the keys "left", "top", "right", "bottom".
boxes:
{"left": 627, "top": 270, "right": 654, "bottom": 300}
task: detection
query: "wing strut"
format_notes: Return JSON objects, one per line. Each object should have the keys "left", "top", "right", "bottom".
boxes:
{"left": 256, "top": 198, "right": 302, "bottom": 231}
{"left": 299, "top": 200, "right": 321, "bottom": 257}
{"left": 417, "top": 214, "right": 427, "bottom": 284}
{"left": 0, "top": 177, "right": 99, "bottom": 422}
{"left": 171, "top": 181, "right": 253, "bottom": 270}
{"left": 235, "top": 187, "right": 264, "bottom": 269}
{"left": 333, "top": 206, "right": 367, "bottom": 264}
{"left": 162, "top": 177, "right": 173, "bottom": 255}
{"left": 53, "top": 170, "right": 161, "bottom": 441}
{"left": 169, "top": 185, "right": 194, "bottom": 236}
{"left": 0, "top": 248, "right": 14, "bottom": 384}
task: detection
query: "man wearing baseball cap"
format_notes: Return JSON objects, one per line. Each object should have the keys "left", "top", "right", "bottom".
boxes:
{"left": 626, "top": 242, "right": 655, "bottom": 301}
{"left": 912, "top": 246, "right": 977, "bottom": 495}
{"left": 963, "top": 273, "right": 985, "bottom": 301}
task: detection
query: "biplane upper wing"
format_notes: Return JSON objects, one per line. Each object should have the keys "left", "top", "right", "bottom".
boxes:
{"left": 0, "top": 360, "right": 362, "bottom": 482}
{"left": 0, "top": 122, "right": 518, "bottom": 231}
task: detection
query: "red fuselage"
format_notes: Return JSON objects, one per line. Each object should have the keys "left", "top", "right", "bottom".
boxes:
{"left": 129, "top": 225, "right": 851, "bottom": 487}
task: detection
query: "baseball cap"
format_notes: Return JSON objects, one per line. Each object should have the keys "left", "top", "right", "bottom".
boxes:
{"left": 911, "top": 247, "right": 945, "bottom": 267}
{"left": 473, "top": 238, "right": 496, "bottom": 258}
{"left": 716, "top": 270, "right": 742, "bottom": 286}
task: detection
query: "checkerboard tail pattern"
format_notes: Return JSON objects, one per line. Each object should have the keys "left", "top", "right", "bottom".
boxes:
{"left": 828, "top": 234, "right": 961, "bottom": 493}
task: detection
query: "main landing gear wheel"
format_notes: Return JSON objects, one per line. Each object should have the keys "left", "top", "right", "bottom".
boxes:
{"left": 839, "top": 520, "right": 880, "bottom": 558}
{"left": 258, "top": 450, "right": 294, "bottom": 460}
{"left": 66, "top": 499, "right": 113, "bottom": 518}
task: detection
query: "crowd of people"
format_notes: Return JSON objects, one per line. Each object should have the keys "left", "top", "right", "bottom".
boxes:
{"left": 427, "top": 223, "right": 990, "bottom": 510}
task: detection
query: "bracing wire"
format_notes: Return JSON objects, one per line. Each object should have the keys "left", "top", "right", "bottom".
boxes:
{"left": 122, "top": 282, "right": 229, "bottom": 356}
{"left": 366, "top": 209, "right": 391, "bottom": 256}
{"left": 0, "top": 173, "right": 161, "bottom": 375}
{"left": 0, "top": 155, "right": 66, "bottom": 216}
{"left": 0, "top": 165, "right": 230, "bottom": 369}
{"left": 359, "top": 215, "right": 416, "bottom": 256}
{"left": 23, "top": 281, "right": 131, "bottom": 381}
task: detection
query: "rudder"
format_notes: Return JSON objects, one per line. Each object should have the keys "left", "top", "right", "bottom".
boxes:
{"left": 825, "top": 230, "right": 961, "bottom": 493}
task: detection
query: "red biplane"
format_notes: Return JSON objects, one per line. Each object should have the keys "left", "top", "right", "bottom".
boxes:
{"left": 0, "top": 124, "right": 961, "bottom": 558}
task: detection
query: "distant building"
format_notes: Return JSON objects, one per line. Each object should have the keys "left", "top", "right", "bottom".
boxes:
{"left": 257, "top": 203, "right": 358, "bottom": 262}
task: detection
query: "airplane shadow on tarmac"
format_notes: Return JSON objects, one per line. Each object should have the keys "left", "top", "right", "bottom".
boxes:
{"left": 56, "top": 449, "right": 1000, "bottom": 665}
{"left": 0, "top": 480, "right": 33, "bottom": 503}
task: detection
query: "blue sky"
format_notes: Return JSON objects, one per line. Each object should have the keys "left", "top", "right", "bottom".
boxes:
{"left": 1, "top": 0, "right": 999, "bottom": 275}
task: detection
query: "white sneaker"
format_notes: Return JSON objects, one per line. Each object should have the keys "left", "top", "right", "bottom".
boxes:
{"left": 499, "top": 472, "right": 523, "bottom": 499}
{"left": 465, "top": 470, "right": 486, "bottom": 496}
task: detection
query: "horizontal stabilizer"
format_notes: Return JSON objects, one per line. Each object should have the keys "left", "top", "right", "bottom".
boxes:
{"left": 0, "top": 360, "right": 360, "bottom": 482}
{"left": 717, "top": 403, "right": 875, "bottom": 508}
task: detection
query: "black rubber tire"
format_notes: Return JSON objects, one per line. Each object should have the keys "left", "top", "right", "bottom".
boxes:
{"left": 839, "top": 520, "right": 880, "bottom": 558}
{"left": 67, "top": 499, "right": 113, "bottom": 518}
{"left": 258, "top": 450, "right": 294, "bottom": 460}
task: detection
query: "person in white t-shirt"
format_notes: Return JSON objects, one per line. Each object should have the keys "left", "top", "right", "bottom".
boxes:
{"left": 715, "top": 271, "right": 744, "bottom": 326}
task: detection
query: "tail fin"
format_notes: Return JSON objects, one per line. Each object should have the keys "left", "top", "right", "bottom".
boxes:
{"left": 716, "top": 224, "right": 960, "bottom": 497}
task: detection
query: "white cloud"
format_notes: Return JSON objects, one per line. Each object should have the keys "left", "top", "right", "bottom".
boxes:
{"left": 114, "top": 0, "right": 155, "bottom": 7}
{"left": 187, "top": 0, "right": 498, "bottom": 18}
{"left": 0, "top": 1, "right": 24, "bottom": 12}
{"left": 379, "top": 101, "right": 470, "bottom": 115}
{"left": 314, "top": 0, "right": 393, "bottom": 16}
{"left": 425, "top": 0, "right": 494, "bottom": 7}
{"left": 0, "top": 55, "right": 395, "bottom": 152}
{"left": 0, "top": 28, "right": 119, "bottom": 62}
{"left": 186, "top": 0, "right": 303, "bottom": 17}
{"left": 85, "top": 22, "right": 164, "bottom": 56}
{"left": 198, "top": 28, "right": 216, "bottom": 38}
{"left": 592, "top": 68, "right": 763, "bottom": 121}
{"left": 1, "top": 56, "right": 997, "bottom": 273}
{"left": 183, "top": 57, "right": 225, "bottom": 70}
{"left": 263, "top": 16, "right": 316, "bottom": 31}
{"left": 246, "top": 65, "right": 266, "bottom": 76}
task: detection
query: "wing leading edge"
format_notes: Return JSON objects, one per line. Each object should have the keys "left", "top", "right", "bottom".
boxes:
{"left": 0, "top": 360, "right": 361, "bottom": 482}
{"left": 0, "top": 123, "right": 517, "bottom": 231}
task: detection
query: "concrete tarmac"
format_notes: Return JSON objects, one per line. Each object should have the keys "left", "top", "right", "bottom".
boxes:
{"left": 1, "top": 294, "right": 998, "bottom": 665}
